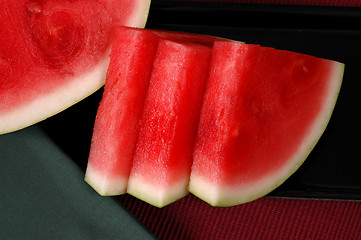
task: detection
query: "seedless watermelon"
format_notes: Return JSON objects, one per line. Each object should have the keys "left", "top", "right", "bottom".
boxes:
{"left": 85, "top": 27, "right": 220, "bottom": 206}
{"left": 126, "top": 39, "right": 212, "bottom": 207}
{"left": 189, "top": 41, "right": 344, "bottom": 207}
{"left": 85, "top": 27, "right": 159, "bottom": 196}
{"left": 0, "top": 0, "right": 150, "bottom": 134}
{"left": 83, "top": 27, "right": 343, "bottom": 207}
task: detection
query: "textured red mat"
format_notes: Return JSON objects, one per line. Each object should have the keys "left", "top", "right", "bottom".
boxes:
{"left": 120, "top": 194, "right": 361, "bottom": 239}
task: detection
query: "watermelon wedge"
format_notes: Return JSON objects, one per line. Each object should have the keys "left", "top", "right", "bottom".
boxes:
{"left": 0, "top": 0, "right": 150, "bottom": 135}
{"left": 85, "top": 27, "right": 159, "bottom": 196}
{"left": 83, "top": 27, "right": 343, "bottom": 208}
{"left": 189, "top": 41, "right": 344, "bottom": 207}
{"left": 126, "top": 39, "right": 212, "bottom": 207}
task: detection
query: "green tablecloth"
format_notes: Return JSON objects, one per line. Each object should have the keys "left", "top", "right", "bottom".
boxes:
{"left": 0, "top": 126, "right": 155, "bottom": 240}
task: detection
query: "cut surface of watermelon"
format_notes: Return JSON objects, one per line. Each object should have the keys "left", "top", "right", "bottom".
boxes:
{"left": 126, "top": 39, "right": 212, "bottom": 207}
{"left": 0, "top": 0, "right": 150, "bottom": 134}
{"left": 85, "top": 27, "right": 159, "bottom": 196}
{"left": 83, "top": 27, "right": 344, "bottom": 208}
{"left": 189, "top": 41, "right": 344, "bottom": 207}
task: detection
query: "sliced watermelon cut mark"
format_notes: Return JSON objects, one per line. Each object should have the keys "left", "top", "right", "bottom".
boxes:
{"left": 0, "top": 0, "right": 150, "bottom": 135}
{"left": 126, "top": 39, "right": 212, "bottom": 207}
{"left": 189, "top": 41, "right": 344, "bottom": 207}
{"left": 85, "top": 27, "right": 160, "bottom": 196}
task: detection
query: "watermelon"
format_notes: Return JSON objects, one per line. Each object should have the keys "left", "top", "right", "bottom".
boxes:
{"left": 85, "top": 27, "right": 160, "bottom": 196}
{"left": 85, "top": 26, "right": 217, "bottom": 197}
{"left": 0, "top": 0, "right": 150, "bottom": 135}
{"left": 83, "top": 27, "right": 343, "bottom": 208}
{"left": 126, "top": 39, "right": 212, "bottom": 207}
{"left": 189, "top": 41, "right": 344, "bottom": 207}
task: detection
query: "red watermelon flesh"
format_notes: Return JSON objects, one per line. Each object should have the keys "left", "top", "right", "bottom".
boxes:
{"left": 189, "top": 41, "right": 344, "bottom": 207}
{"left": 152, "top": 29, "right": 221, "bottom": 47}
{"left": 0, "top": 0, "right": 150, "bottom": 134}
{"left": 127, "top": 39, "right": 212, "bottom": 207}
{"left": 85, "top": 27, "right": 159, "bottom": 196}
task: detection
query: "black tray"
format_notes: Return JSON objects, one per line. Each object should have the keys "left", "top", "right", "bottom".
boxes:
{"left": 39, "top": 2, "right": 361, "bottom": 201}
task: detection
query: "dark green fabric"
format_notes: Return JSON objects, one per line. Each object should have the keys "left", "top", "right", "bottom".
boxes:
{"left": 0, "top": 126, "right": 155, "bottom": 240}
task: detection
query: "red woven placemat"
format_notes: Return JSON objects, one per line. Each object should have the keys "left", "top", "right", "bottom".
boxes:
{"left": 120, "top": 194, "right": 361, "bottom": 239}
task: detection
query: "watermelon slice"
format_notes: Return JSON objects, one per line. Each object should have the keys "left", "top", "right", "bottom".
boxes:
{"left": 85, "top": 27, "right": 159, "bottom": 196}
{"left": 0, "top": 0, "right": 150, "bottom": 134}
{"left": 126, "top": 39, "right": 212, "bottom": 207}
{"left": 83, "top": 27, "right": 343, "bottom": 208}
{"left": 189, "top": 41, "right": 344, "bottom": 207}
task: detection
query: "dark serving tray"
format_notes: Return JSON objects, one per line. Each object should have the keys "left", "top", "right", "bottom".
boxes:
{"left": 1, "top": 2, "right": 361, "bottom": 239}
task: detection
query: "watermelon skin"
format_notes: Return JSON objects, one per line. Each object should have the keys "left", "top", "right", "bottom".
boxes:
{"left": 0, "top": 0, "right": 150, "bottom": 135}
{"left": 85, "top": 27, "right": 159, "bottom": 196}
{"left": 189, "top": 41, "right": 344, "bottom": 207}
{"left": 127, "top": 39, "right": 212, "bottom": 207}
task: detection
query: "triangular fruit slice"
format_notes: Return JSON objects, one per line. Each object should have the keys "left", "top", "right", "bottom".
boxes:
{"left": 189, "top": 41, "right": 344, "bottom": 207}
{"left": 0, "top": 0, "right": 150, "bottom": 134}
{"left": 85, "top": 27, "right": 159, "bottom": 196}
{"left": 127, "top": 39, "right": 212, "bottom": 207}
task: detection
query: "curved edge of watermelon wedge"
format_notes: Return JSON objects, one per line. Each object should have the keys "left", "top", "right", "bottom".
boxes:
{"left": 85, "top": 164, "right": 128, "bottom": 196}
{"left": 0, "top": 57, "right": 110, "bottom": 135}
{"left": 189, "top": 62, "right": 345, "bottom": 207}
{"left": 0, "top": 0, "right": 151, "bottom": 135}
{"left": 127, "top": 177, "right": 190, "bottom": 208}
{"left": 124, "top": 0, "right": 152, "bottom": 28}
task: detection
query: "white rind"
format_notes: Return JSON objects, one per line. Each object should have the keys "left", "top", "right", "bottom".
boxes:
{"left": 85, "top": 163, "right": 127, "bottom": 196}
{"left": 0, "top": 1, "right": 151, "bottom": 135}
{"left": 126, "top": 0, "right": 152, "bottom": 28}
{"left": 189, "top": 61, "right": 345, "bottom": 207}
{"left": 127, "top": 176, "right": 189, "bottom": 208}
{"left": 0, "top": 56, "right": 110, "bottom": 135}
